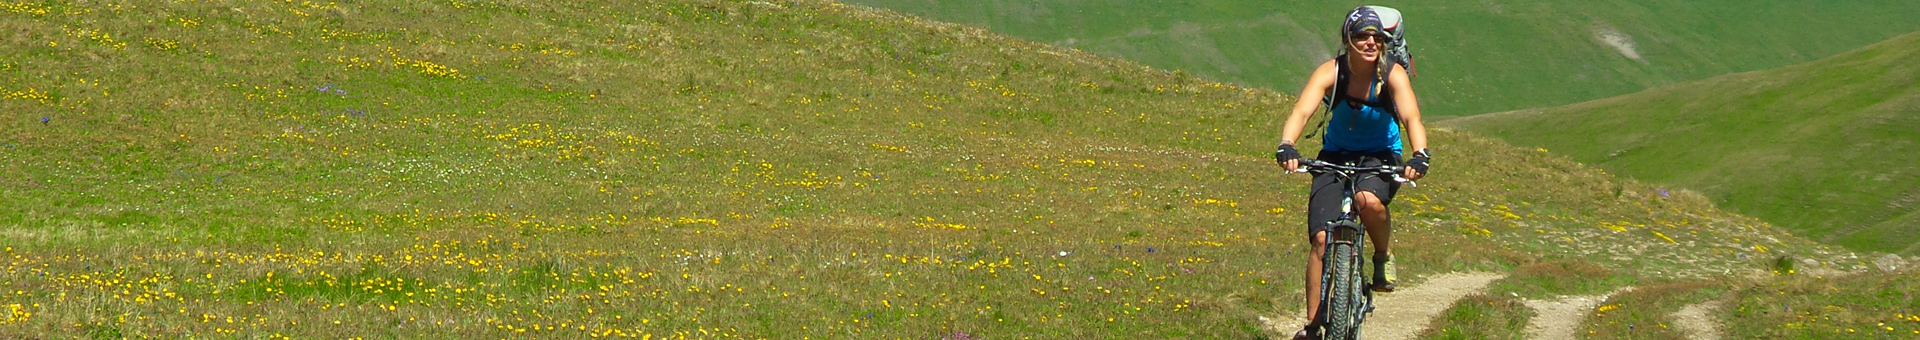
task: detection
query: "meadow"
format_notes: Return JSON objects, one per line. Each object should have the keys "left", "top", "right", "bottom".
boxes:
{"left": 840, "top": 0, "right": 1920, "bottom": 116}
{"left": 1443, "top": 32, "right": 1920, "bottom": 256}
{"left": 0, "top": 0, "right": 1861, "bottom": 338}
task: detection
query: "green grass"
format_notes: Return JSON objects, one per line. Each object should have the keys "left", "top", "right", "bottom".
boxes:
{"left": 838, "top": 0, "right": 1920, "bottom": 116}
{"left": 1443, "top": 32, "right": 1920, "bottom": 255}
{"left": 0, "top": 0, "right": 1845, "bottom": 338}
{"left": 1724, "top": 269, "right": 1920, "bottom": 339}
{"left": 1578, "top": 281, "right": 1726, "bottom": 339}
{"left": 1419, "top": 260, "right": 1645, "bottom": 339}
{"left": 1416, "top": 293, "right": 1533, "bottom": 340}
{"left": 1486, "top": 260, "right": 1641, "bottom": 299}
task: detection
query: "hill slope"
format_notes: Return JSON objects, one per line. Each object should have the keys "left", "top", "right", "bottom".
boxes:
{"left": 841, "top": 0, "right": 1920, "bottom": 116}
{"left": 0, "top": 0, "right": 1843, "bottom": 337}
{"left": 1443, "top": 32, "right": 1920, "bottom": 254}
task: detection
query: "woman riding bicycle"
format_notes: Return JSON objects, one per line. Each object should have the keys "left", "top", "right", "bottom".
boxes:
{"left": 1273, "top": 6, "right": 1431, "bottom": 339}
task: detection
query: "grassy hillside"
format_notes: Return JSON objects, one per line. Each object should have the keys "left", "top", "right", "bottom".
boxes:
{"left": 1723, "top": 267, "right": 1920, "bottom": 339}
{"left": 839, "top": 0, "right": 1920, "bottom": 116}
{"left": 0, "top": 0, "right": 1843, "bottom": 338}
{"left": 1443, "top": 32, "right": 1920, "bottom": 255}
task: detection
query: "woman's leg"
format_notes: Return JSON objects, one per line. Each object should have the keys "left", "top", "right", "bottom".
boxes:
{"left": 1304, "top": 230, "right": 1327, "bottom": 322}
{"left": 1355, "top": 191, "right": 1390, "bottom": 255}
{"left": 1355, "top": 190, "right": 1396, "bottom": 292}
{"left": 1302, "top": 170, "right": 1344, "bottom": 330}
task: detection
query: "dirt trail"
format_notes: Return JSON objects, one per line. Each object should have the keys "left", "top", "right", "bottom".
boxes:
{"left": 1520, "top": 288, "right": 1631, "bottom": 340}
{"left": 1672, "top": 301, "right": 1725, "bottom": 340}
{"left": 1261, "top": 272, "right": 1506, "bottom": 340}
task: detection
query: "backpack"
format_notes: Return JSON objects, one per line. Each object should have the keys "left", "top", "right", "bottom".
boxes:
{"left": 1366, "top": 6, "right": 1414, "bottom": 78}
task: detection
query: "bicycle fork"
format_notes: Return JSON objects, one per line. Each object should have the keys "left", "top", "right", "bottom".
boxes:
{"left": 1315, "top": 178, "right": 1377, "bottom": 339}
{"left": 1319, "top": 227, "right": 1375, "bottom": 312}
{"left": 1341, "top": 187, "right": 1378, "bottom": 319}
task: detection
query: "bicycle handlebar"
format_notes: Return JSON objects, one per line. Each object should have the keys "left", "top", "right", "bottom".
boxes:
{"left": 1292, "top": 159, "right": 1415, "bottom": 186}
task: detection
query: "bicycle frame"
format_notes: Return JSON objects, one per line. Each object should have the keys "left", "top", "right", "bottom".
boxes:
{"left": 1299, "top": 159, "right": 1405, "bottom": 340}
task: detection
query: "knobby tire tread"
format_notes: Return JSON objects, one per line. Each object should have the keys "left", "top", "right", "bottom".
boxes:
{"left": 1326, "top": 242, "right": 1360, "bottom": 340}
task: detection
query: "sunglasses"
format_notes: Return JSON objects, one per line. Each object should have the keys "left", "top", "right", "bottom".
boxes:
{"left": 1348, "top": 33, "right": 1387, "bottom": 44}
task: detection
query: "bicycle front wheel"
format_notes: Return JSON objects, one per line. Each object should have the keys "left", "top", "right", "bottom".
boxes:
{"left": 1323, "top": 241, "right": 1365, "bottom": 340}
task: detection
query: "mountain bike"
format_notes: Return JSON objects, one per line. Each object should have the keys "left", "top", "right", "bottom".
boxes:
{"left": 1297, "top": 158, "right": 1410, "bottom": 340}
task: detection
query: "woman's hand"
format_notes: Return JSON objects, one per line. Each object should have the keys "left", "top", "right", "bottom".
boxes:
{"left": 1275, "top": 144, "right": 1302, "bottom": 172}
{"left": 1404, "top": 150, "right": 1429, "bottom": 181}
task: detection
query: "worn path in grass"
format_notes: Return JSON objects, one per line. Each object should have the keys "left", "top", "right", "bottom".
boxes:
{"left": 1671, "top": 301, "right": 1725, "bottom": 340}
{"left": 1521, "top": 288, "right": 1633, "bottom": 340}
{"left": 1263, "top": 272, "right": 1505, "bottom": 340}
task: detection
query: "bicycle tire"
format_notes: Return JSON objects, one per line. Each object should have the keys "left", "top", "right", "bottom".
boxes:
{"left": 1324, "top": 241, "right": 1362, "bottom": 340}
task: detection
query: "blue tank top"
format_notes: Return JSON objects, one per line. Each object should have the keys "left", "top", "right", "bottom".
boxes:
{"left": 1323, "top": 81, "right": 1403, "bottom": 155}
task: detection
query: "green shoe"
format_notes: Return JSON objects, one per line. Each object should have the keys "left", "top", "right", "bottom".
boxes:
{"left": 1372, "top": 253, "right": 1397, "bottom": 292}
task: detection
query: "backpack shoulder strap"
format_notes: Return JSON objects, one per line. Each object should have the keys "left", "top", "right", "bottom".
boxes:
{"left": 1377, "top": 64, "right": 1414, "bottom": 133}
{"left": 1324, "top": 56, "right": 1351, "bottom": 110}
{"left": 1306, "top": 56, "right": 1350, "bottom": 140}
{"left": 1372, "top": 66, "right": 1396, "bottom": 109}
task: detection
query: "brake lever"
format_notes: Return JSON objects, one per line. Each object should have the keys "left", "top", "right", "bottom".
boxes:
{"left": 1385, "top": 167, "right": 1417, "bottom": 187}
{"left": 1290, "top": 160, "right": 1319, "bottom": 174}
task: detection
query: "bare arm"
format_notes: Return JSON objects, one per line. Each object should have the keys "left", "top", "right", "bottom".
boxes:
{"left": 1278, "top": 60, "right": 1341, "bottom": 171}
{"left": 1386, "top": 63, "right": 1429, "bottom": 179}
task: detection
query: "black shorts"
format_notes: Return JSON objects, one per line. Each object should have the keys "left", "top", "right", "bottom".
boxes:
{"left": 1306, "top": 149, "right": 1401, "bottom": 237}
